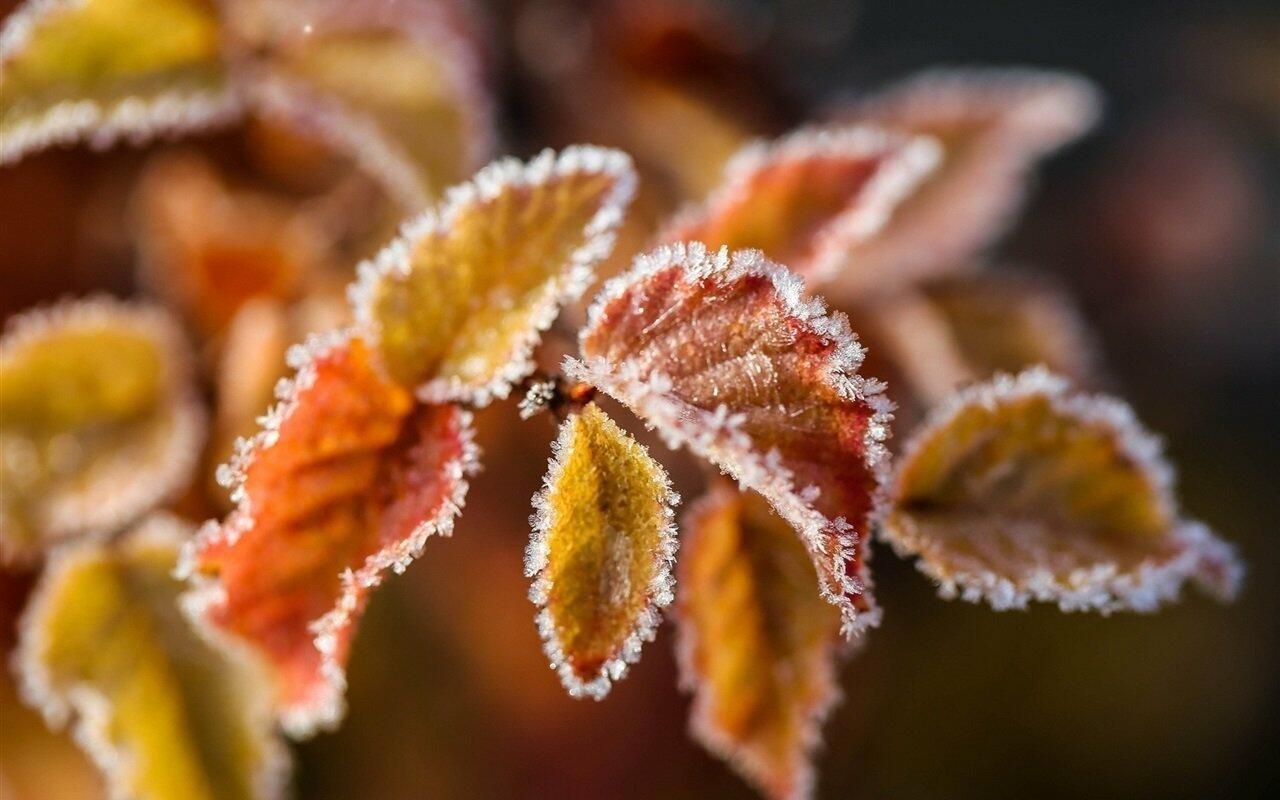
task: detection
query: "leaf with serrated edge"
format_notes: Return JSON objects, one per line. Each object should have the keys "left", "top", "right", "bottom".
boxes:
{"left": 677, "top": 483, "right": 843, "bottom": 800}
{"left": 226, "top": 0, "right": 495, "bottom": 209}
{"left": 662, "top": 126, "right": 939, "bottom": 284}
{"left": 526, "top": 403, "right": 678, "bottom": 699}
{"left": 132, "top": 153, "right": 328, "bottom": 337}
{"left": 15, "top": 514, "right": 288, "bottom": 800}
{"left": 351, "top": 146, "right": 636, "bottom": 406}
{"left": 570, "top": 243, "right": 892, "bottom": 637}
{"left": 180, "top": 331, "right": 479, "bottom": 736}
{"left": 0, "top": 297, "right": 205, "bottom": 564}
{"left": 0, "top": 0, "right": 239, "bottom": 164}
{"left": 882, "top": 368, "right": 1243, "bottom": 612}
{"left": 826, "top": 68, "right": 1101, "bottom": 299}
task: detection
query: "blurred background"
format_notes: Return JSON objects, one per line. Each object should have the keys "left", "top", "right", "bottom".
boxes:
{"left": 1, "top": 0, "right": 1276, "bottom": 798}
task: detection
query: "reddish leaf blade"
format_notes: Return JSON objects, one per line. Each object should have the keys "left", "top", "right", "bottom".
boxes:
{"left": 662, "top": 126, "right": 939, "bottom": 285}
{"left": 883, "top": 368, "right": 1242, "bottom": 611}
{"left": 677, "top": 483, "right": 844, "bottom": 800}
{"left": 571, "top": 243, "right": 892, "bottom": 636}
{"left": 827, "top": 68, "right": 1101, "bottom": 298}
{"left": 182, "top": 332, "right": 479, "bottom": 735}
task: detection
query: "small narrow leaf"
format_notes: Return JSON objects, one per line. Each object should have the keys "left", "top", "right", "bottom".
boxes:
{"left": 883, "top": 368, "right": 1243, "bottom": 612}
{"left": 15, "top": 515, "right": 288, "bottom": 800}
{"left": 0, "top": 298, "right": 205, "bottom": 564}
{"left": 132, "top": 153, "right": 329, "bottom": 337}
{"left": 570, "top": 243, "right": 892, "bottom": 636}
{"left": 352, "top": 146, "right": 636, "bottom": 405}
{"left": 182, "top": 332, "right": 479, "bottom": 735}
{"left": 827, "top": 68, "right": 1101, "bottom": 298}
{"left": 0, "top": 0, "right": 238, "bottom": 164}
{"left": 661, "top": 126, "right": 940, "bottom": 284}
{"left": 677, "top": 483, "right": 843, "bottom": 800}
{"left": 226, "top": 0, "right": 495, "bottom": 209}
{"left": 526, "top": 403, "right": 678, "bottom": 699}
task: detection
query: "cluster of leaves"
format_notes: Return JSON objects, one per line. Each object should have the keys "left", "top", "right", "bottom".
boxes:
{"left": 0, "top": 2, "right": 1244, "bottom": 799}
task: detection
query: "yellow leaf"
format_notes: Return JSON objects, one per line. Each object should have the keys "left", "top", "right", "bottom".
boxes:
{"left": 677, "top": 483, "right": 843, "bottom": 800}
{"left": 227, "top": 0, "right": 495, "bottom": 209}
{"left": 883, "top": 368, "right": 1242, "bottom": 612}
{"left": 526, "top": 403, "right": 678, "bottom": 699}
{"left": 1, "top": 298, "right": 205, "bottom": 563}
{"left": 353, "top": 146, "right": 636, "bottom": 405}
{"left": 828, "top": 68, "right": 1101, "bottom": 299}
{"left": 0, "top": 0, "right": 236, "bottom": 164}
{"left": 14, "top": 515, "right": 288, "bottom": 800}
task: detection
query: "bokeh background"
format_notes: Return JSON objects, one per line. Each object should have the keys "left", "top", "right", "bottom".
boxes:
{"left": 1, "top": 1, "right": 1276, "bottom": 798}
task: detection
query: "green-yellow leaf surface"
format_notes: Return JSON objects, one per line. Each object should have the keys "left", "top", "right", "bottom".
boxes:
{"left": 353, "top": 146, "right": 636, "bottom": 405}
{"left": 883, "top": 368, "right": 1242, "bottom": 612}
{"left": 15, "top": 515, "right": 287, "bottom": 800}
{"left": 0, "top": 299, "right": 204, "bottom": 563}
{"left": 0, "top": 0, "right": 235, "bottom": 164}
{"left": 677, "top": 483, "right": 843, "bottom": 800}
{"left": 526, "top": 403, "right": 677, "bottom": 699}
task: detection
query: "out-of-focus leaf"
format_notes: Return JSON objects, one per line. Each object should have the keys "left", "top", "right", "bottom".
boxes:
{"left": 226, "top": 0, "right": 495, "bottom": 209}
{"left": 525, "top": 403, "right": 677, "bottom": 699}
{"left": 182, "top": 332, "right": 478, "bottom": 735}
{"left": 352, "top": 146, "right": 636, "bottom": 405}
{"left": 0, "top": 298, "right": 204, "bottom": 563}
{"left": 662, "top": 126, "right": 939, "bottom": 285}
{"left": 882, "top": 368, "right": 1243, "bottom": 612}
{"left": 132, "top": 153, "right": 330, "bottom": 337}
{"left": 15, "top": 515, "right": 288, "bottom": 800}
{"left": 570, "top": 243, "right": 892, "bottom": 636}
{"left": 0, "top": 0, "right": 238, "bottom": 164}
{"left": 827, "top": 68, "right": 1101, "bottom": 299}
{"left": 676, "top": 483, "right": 843, "bottom": 800}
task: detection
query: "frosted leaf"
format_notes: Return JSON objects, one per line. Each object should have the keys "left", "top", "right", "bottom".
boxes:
{"left": 527, "top": 403, "right": 678, "bottom": 699}
{"left": 0, "top": 0, "right": 240, "bottom": 164}
{"left": 351, "top": 145, "right": 636, "bottom": 406}
{"left": 15, "top": 514, "right": 289, "bottom": 800}
{"left": 571, "top": 243, "right": 892, "bottom": 637}
{"left": 225, "top": 0, "right": 495, "bottom": 210}
{"left": 0, "top": 297, "right": 205, "bottom": 564}
{"left": 181, "top": 332, "right": 479, "bottom": 736}
{"left": 132, "top": 153, "right": 331, "bottom": 337}
{"left": 662, "top": 125, "right": 940, "bottom": 285}
{"left": 676, "top": 483, "right": 844, "bottom": 800}
{"left": 882, "top": 368, "right": 1243, "bottom": 612}
{"left": 826, "top": 67, "right": 1102, "bottom": 299}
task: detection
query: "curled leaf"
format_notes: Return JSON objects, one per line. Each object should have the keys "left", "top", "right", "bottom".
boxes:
{"left": 570, "top": 243, "right": 892, "bottom": 636}
{"left": 182, "top": 332, "right": 479, "bottom": 735}
{"left": 0, "top": 0, "right": 238, "bottom": 164}
{"left": 132, "top": 153, "right": 329, "bottom": 337}
{"left": 0, "top": 298, "right": 205, "bottom": 564}
{"left": 882, "top": 368, "right": 1243, "bottom": 612}
{"left": 662, "top": 126, "right": 940, "bottom": 285}
{"left": 526, "top": 403, "right": 678, "bottom": 699}
{"left": 227, "top": 0, "right": 495, "bottom": 209}
{"left": 677, "top": 483, "right": 843, "bottom": 800}
{"left": 352, "top": 146, "right": 636, "bottom": 405}
{"left": 828, "top": 68, "right": 1102, "bottom": 298}
{"left": 15, "top": 514, "right": 288, "bottom": 800}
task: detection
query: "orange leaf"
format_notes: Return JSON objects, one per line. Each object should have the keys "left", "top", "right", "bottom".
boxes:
{"left": 662, "top": 126, "right": 939, "bottom": 286}
{"left": 182, "top": 332, "right": 478, "bottom": 735}
{"left": 883, "top": 368, "right": 1242, "bottom": 612}
{"left": 677, "top": 483, "right": 843, "bottom": 800}
{"left": 826, "top": 68, "right": 1101, "bottom": 298}
{"left": 571, "top": 243, "right": 892, "bottom": 636}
